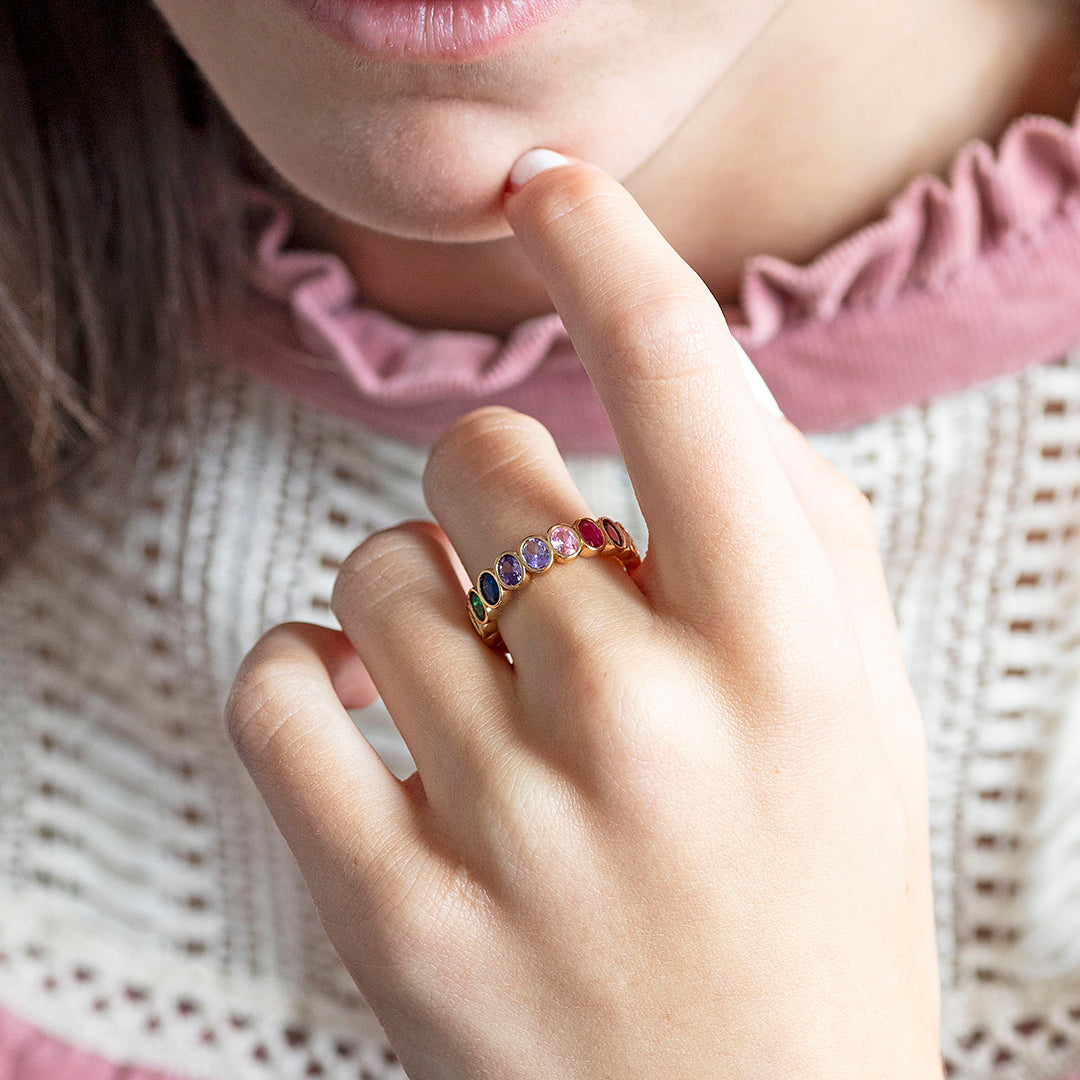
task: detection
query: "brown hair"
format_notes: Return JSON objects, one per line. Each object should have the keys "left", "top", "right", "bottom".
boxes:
{"left": 0, "top": 0, "right": 254, "bottom": 568}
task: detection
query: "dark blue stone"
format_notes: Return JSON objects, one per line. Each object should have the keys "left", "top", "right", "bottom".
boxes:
{"left": 497, "top": 553, "right": 525, "bottom": 588}
{"left": 479, "top": 571, "right": 501, "bottom": 606}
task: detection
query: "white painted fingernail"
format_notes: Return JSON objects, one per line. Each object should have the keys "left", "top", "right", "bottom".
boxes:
{"left": 734, "top": 340, "right": 784, "bottom": 419}
{"left": 507, "top": 148, "right": 572, "bottom": 193}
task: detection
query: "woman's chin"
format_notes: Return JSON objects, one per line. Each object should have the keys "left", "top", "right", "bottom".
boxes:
{"left": 262, "top": 129, "right": 558, "bottom": 243}
{"left": 331, "top": 179, "right": 520, "bottom": 244}
{"left": 235, "top": 80, "right": 658, "bottom": 244}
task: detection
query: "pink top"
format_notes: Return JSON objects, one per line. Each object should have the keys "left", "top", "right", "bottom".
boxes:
{"left": 6, "top": 102, "right": 1080, "bottom": 1079}
{"left": 202, "top": 99, "right": 1080, "bottom": 454}
{"left": 0, "top": 1007, "right": 182, "bottom": 1080}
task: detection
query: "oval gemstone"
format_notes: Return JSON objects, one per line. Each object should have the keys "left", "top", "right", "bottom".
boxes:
{"left": 497, "top": 553, "right": 525, "bottom": 588}
{"left": 521, "top": 536, "right": 552, "bottom": 572}
{"left": 602, "top": 518, "right": 624, "bottom": 547}
{"left": 577, "top": 519, "right": 605, "bottom": 549}
{"left": 468, "top": 590, "right": 487, "bottom": 623}
{"left": 478, "top": 571, "right": 501, "bottom": 607}
{"left": 548, "top": 524, "right": 580, "bottom": 560}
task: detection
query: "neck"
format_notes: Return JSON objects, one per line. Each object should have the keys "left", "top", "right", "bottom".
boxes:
{"left": 274, "top": 0, "right": 1080, "bottom": 337}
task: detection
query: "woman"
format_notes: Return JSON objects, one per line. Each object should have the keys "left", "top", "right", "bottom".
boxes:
{"left": 2, "top": 0, "right": 1080, "bottom": 1076}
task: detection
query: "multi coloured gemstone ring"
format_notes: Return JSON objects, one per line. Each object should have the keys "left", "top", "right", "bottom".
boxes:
{"left": 466, "top": 517, "right": 642, "bottom": 651}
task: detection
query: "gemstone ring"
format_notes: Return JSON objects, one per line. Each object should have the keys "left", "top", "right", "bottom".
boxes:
{"left": 466, "top": 517, "right": 642, "bottom": 651}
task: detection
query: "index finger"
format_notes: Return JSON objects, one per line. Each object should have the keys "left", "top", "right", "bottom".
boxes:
{"left": 502, "top": 151, "right": 828, "bottom": 628}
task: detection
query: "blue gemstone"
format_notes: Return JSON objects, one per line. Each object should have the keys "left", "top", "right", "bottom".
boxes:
{"left": 521, "top": 537, "right": 552, "bottom": 572}
{"left": 497, "top": 553, "right": 525, "bottom": 588}
{"left": 479, "top": 571, "right": 501, "bottom": 606}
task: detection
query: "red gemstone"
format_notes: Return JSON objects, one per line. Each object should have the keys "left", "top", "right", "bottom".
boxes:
{"left": 602, "top": 518, "right": 623, "bottom": 547}
{"left": 577, "top": 519, "right": 605, "bottom": 549}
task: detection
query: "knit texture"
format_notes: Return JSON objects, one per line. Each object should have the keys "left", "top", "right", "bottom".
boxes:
{"left": 2, "top": 348, "right": 1080, "bottom": 1077}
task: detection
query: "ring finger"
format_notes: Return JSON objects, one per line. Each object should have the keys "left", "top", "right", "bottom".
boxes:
{"left": 421, "top": 405, "right": 654, "bottom": 678}
{"left": 330, "top": 517, "right": 517, "bottom": 813}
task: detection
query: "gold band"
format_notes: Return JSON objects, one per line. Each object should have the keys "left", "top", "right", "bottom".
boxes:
{"left": 466, "top": 517, "right": 642, "bottom": 651}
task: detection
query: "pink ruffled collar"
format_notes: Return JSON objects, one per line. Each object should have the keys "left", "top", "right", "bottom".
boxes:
{"left": 212, "top": 97, "right": 1080, "bottom": 451}
{"left": 737, "top": 97, "right": 1080, "bottom": 345}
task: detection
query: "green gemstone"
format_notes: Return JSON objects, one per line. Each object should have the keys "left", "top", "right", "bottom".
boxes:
{"left": 468, "top": 590, "right": 487, "bottom": 623}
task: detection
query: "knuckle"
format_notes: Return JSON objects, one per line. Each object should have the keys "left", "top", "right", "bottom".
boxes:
{"left": 469, "top": 760, "right": 592, "bottom": 904}
{"left": 551, "top": 637, "right": 689, "bottom": 783}
{"left": 708, "top": 587, "right": 870, "bottom": 728}
{"left": 225, "top": 629, "right": 309, "bottom": 766}
{"left": 331, "top": 523, "right": 433, "bottom": 618}
{"left": 423, "top": 406, "right": 556, "bottom": 508}
{"left": 598, "top": 293, "right": 725, "bottom": 386}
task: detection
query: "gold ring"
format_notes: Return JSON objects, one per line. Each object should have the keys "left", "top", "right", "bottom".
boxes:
{"left": 466, "top": 517, "right": 642, "bottom": 651}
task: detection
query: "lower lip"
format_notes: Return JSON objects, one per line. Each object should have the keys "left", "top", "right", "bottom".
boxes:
{"left": 281, "top": 0, "right": 574, "bottom": 62}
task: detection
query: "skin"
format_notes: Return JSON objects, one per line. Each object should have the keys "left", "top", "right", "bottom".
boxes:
{"left": 154, "top": 0, "right": 1080, "bottom": 332}
{"left": 144, "top": 0, "right": 1079, "bottom": 1071}
{"left": 228, "top": 156, "right": 943, "bottom": 1078}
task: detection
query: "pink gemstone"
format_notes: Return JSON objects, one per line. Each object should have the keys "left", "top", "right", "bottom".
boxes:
{"left": 548, "top": 524, "right": 581, "bottom": 559}
{"left": 577, "top": 519, "right": 605, "bottom": 549}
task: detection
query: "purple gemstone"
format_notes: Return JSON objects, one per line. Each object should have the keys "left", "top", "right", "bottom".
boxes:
{"left": 577, "top": 519, "right": 605, "bottom": 549}
{"left": 497, "top": 553, "right": 525, "bottom": 588}
{"left": 548, "top": 524, "right": 581, "bottom": 560}
{"left": 521, "top": 536, "right": 552, "bottom": 572}
{"left": 602, "top": 519, "right": 623, "bottom": 547}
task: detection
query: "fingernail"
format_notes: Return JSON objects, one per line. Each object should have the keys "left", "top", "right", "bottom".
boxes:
{"left": 506, "top": 148, "right": 572, "bottom": 194}
{"left": 733, "top": 340, "right": 784, "bottom": 419}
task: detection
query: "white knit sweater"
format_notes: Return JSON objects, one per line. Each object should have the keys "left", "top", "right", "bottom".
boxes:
{"left": 2, "top": 351, "right": 1080, "bottom": 1079}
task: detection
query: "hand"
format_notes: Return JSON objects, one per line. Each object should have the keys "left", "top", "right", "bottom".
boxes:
{"left": 226, "top": 153, "right": 943, "bottom": 1080}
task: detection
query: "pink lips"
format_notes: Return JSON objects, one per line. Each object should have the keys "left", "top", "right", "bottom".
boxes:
{"left": 281, "top": 0, "right": 574, "bottom": 61}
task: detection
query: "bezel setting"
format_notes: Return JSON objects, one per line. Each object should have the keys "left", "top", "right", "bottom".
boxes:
{"left": 468, "top": 518, "right": 641, "bottom": 652}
